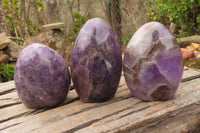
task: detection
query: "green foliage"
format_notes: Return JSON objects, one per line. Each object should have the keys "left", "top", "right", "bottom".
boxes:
{"left": 26, "top": 19, "right": 40, "bottom": 36}
{"left": 197, "top": 14, "right": 200, "bottom": 23}
{"left": 122, "top": 36, "right": 131, "bottom": 45}
{"left": 0, "top": 63, "right": 15, "bottom": 83}
{"left": 2, "top": 0, "right": 41, "bottom": 41}
{"left": 36, "top": 0, "right": 45, "bottom": 12}
{"left": 69, "top": 12, "right": 86, "bottom": 43}
{"left": 73, "top": 12, "right": 81, "bottom": 19}
{"left": 36, "top": 0, "right": 43, "bottom": 7}
{"left": 2, "top": 0, "right": 20, "bottom": 34}
{"left": 148, "top": 0, "right": 200, "bottom": 37}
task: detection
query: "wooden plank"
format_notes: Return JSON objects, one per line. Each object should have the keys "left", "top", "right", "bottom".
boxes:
{"left": 30, "top": 79, "right": 200, "bottom": 132}
{"left": 0, "top": 75, "right": 126, "bottom": 111}
{"left": 0, "top": 81, "right": 15, "bottom": 95}
{"left": 76, "top": 78, "right": 200, "bottom": 133}
{"left": 0, "top": 91, "right": 21, "bottom": 109}
{"left": 181, "top": 68, "right": 200, "bottom": 82}
{"left": 0, "top": 89, "right": 78, "bottom": 125}
{"left": 0, "top": 67, "right": 200, "bottom": 133}
{"left": 2, "top": 77, "right": 199, "bottom": 133}
{"left": 0, "top": 67, "right": 197, "bottom": 110}
{"left": 0, "top": 82, "right": 128, "bottom": 131}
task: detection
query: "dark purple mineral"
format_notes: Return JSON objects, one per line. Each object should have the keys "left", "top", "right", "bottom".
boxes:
{"left": 14, "top": 43, "right": 71, "bottom": 108}
{"left": 123, "top": 22, "right": 184, "bottom": 101}
{"left": 70, "top": 18, "right": 122, "bottom": 102}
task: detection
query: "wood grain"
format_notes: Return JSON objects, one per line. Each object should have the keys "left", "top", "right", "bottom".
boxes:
{"left": 0, "top": 67, "right": 200, "bottom": 133}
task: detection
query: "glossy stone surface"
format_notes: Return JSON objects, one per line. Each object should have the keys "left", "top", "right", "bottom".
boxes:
{"left": 123, "top": 22, "right": 184, "bottom": 101}
{"left": 14, "top": 43, "right": 71, "bottom": 108}
{"left": 71, "top": 18, "right": 122, "bottom": 102}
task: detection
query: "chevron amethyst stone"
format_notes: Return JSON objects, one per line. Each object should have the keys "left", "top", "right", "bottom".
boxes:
{"left": 70, "top": 18, "right": 122, "bottom": 102}
{"left": 14, "top": 43, "right": 71, "bottom": 108}
{"left": 123, "top": 22, "right": 184, "bottom": 101}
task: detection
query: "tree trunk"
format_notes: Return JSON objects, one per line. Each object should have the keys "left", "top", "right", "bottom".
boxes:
{"left": 45, "top": 0, "right": 60, "bottom": 24}
{"left": 77, "top": 0, "right": 80, "bottom": 13}
{"left": 31, "top": 0, "right": 46, "bottom": 25}
{"left": 67, "top": 0, "right": 75, "bottom": 23}
{"left": 110, "top": 0, "right": 122, "bottom": 45}
{"left": 0, "top": 0, "right": 10, "bottom": 36}
{"left": 0, "top": 1, "right": 2, "bottom": 33}
{"left": 20, "top": 0, "right": 26, "bottom": 20}
{"left": 177, "top": 36, "right": 200, "bottom": 47}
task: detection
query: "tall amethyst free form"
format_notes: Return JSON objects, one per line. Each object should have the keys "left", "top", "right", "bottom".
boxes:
{"left": 14, "top": 43, "right": 71, "bottom": 108}
{"left": 123, "top": 22, "right": 184, "bottom": 101}
{"left": 71, "top": 18, "right": 122, "bottom": 102}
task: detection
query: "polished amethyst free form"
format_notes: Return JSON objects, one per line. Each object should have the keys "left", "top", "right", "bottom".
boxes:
{"left": 123, "top": 22, "right": 184, "bottom": 101}
{"left": 71, "top": 18, "right": 122, "bottom": 102}
{"left": 14, "top": 43, "right": 71, "bottom": 108}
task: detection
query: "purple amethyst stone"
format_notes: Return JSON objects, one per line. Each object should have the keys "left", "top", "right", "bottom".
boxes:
{"left": 14, "top": 43, "right": 71, "bottom": 108}
{"left": 123, "top": 22, "right": 184, "bottom": 101}
{"left": 70, "top": 18, "right": 122, "bottom": 102}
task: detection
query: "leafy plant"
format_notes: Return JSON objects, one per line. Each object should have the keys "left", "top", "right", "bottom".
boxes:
{"left": 122, "top": 36, "right": 131, "bottom": 45}
{"left": 69, "top": 12, "right": 86, "bottom": 43}
{"left": 36, "top": 0, "right": 45, "bottom": 12}
{"left": 148, "top": 0, "right": 200, "bottom": 37}
{"left": 1, "top": 0, "right": 41, "bottom": 43}
{"left": 0, "top": 63, "right": 15, "bottom": 83}
{"left": 2, "top": 0, "right": 24, "bottom": 38}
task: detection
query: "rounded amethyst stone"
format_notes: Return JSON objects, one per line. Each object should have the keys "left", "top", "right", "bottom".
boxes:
{"left": 71, "top": 18, "right": 122, "bottom": 102}
{"left": 14, "top": 43, "right": 71, "bottom": 108}
{"left": 123, "top": 22, "right": 184, "bottom": 101}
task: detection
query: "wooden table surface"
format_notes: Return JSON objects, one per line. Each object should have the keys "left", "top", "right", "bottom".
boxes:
{"left": 0, "top": 67, "right": 200, "bottom": 133}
